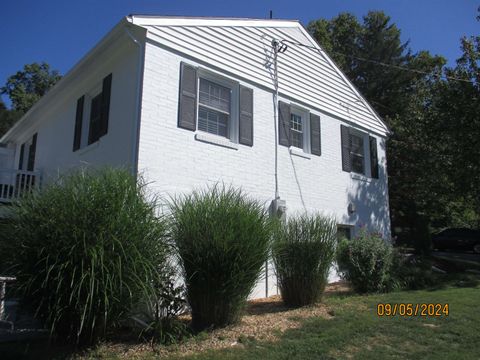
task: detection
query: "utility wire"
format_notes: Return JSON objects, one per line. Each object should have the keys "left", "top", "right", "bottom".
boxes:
{"left": 279, "top": 39, "right": 473, "bottom": 84}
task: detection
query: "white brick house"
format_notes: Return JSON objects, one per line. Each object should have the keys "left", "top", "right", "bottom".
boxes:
{"left": 0, "top": 16, "right": 391, "bottom": 298}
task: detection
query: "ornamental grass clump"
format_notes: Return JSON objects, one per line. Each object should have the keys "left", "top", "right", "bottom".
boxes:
{"left": 272, "top": 214, "right": 337, "bottom": 307}
{"left": 0, "top": 168, "right": 169, "bottom": 344}
{"left": 169, "top": 186, "right": 271, "bottom": 331}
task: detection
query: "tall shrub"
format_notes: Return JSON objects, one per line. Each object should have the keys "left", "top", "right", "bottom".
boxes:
{"left": 0, "top": 168, "right": 169, "bottom": 344}
{"left": 272, "top": 214, "right": 337, "bottom": 307}
{"left": 169, "top": 186, "right": 271, "bottom": 330}
{"left": 337, "top": 228, "right": 393, "bottom": 293}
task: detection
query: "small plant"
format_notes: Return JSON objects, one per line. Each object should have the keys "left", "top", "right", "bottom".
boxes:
{"left": 169, "top": 185, "right": 271, "bottom": 330}
{"left": 0, "top": 168, "right": 170, "bottom": 344}
{"left": 337, "top": 228, "right": 393, "bottom": 293}
{"left": 272, "top": 214, "right": 337, "bottom": 307}
{"left": 141, "top": 268, "right": 189, "bottom": 345}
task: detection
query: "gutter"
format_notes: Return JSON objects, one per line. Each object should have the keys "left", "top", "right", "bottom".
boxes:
{"left": 124, "top": 21, "right": 145, "bottom": 177}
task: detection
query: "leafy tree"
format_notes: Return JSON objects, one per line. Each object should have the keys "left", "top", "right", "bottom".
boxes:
{"left": 428, "top": 34, "right": 480, "bottom": 228}
{"left": 1, "top": 62, "right": 61, "bottom": 114}
{"left": 308, "top": 11, "right": 447, "bottom": 245}
{"left": 0, "top": 100, "right": 22, "bottom": 138}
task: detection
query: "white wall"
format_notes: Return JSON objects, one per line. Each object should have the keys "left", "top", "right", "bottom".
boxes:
{"left": 6, "top": 32, "right": 142, "bottom": 181}
{"left": 138, "top": 42, "right": 391, "bottom": 298}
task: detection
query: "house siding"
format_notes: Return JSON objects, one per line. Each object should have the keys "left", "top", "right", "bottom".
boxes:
{"left": 3, "top": 33, "right": 142, "bottom": 181}
{"left": 137, "top": 42, "right": 391, "bottom": 298}
{"left": 142, "top": 23, "right": 388, "bottom": 136}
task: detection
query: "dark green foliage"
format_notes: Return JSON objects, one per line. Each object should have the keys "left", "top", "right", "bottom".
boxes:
{"left": 1, "top": 62, "right": 61, "bottom": 113}
{"left": 0, "top": 99, "right": 22, "bottom": 137}
{"left": 307, "top": 11, "right": 480, "bottom": 243}
{"left": 272, "top": 214, "right": 337, "bottom": 307}
{"left": 0, "top": 168, "right": 169, "bottom": 344}
{"left": 337, "top": 229, "right": 394, "bottom": 293}
{"left": 143, "top": 269, "right": 189, "bottom": 345}
{"left": 169, "top": 186, "right": 271, "bottom": 331}
{"left": 391, "top": 254, "right": 437, "bottom": 290}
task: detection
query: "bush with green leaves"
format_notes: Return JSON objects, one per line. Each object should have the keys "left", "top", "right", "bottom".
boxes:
{"left": 0, "top": 168, "right": 169, "bottom": 344}
{"left": 272, "top": 214, "right": 337, "bottom": 307}
{"left": 337, "top": 228, "right": 393, "bottom": 293}
{"left": 169, "top": 186, "right": 271, "bottom": 330}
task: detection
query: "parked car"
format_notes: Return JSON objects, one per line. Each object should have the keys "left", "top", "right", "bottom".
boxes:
{"left": 432, "top": 228, "right": 480, "bottom": 253}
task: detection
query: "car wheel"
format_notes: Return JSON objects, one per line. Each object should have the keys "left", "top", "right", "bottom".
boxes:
{"left": 474, "top": 244, "right": 480, "bottom": 254}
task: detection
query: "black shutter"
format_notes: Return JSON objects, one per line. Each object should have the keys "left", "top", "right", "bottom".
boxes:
{"left": 73, "top": 95, "right": 84, "bottom": 151}
{"left": 178, "top": 62, "right": 197, "bottom": 131}
{"left": 310, "top": 113, "right": 321, "bottom": 156}
{"left": 239, "top": 85, "right": 254, "bottom": 146}
{"left": 27, "top": 133, "right": 37, "bottom": 171}
{"left": 278, "top": 101, "right": 291, "bottom": 146}
{"left": 99, "top": 73, "right": 112, "bottom": 138}
{"left": 18, "top": 144, "right": 25, "bottom": 170}
{"left": 369, "top": 136, "right": 379, "bottom": 179}
{"left": 341, "top": 125, "right": 351, "bottom": 172}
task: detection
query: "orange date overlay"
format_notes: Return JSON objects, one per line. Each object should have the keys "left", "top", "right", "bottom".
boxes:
{"left": 377, "top": 303, "right": 449, "bottom": 317}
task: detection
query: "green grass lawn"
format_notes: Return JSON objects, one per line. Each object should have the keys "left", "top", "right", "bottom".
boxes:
{"left": 165, "top": 286, "right": 479, "bottom": 360}
{"left": 3, "top": 284, "right": 479, "bottom": 360}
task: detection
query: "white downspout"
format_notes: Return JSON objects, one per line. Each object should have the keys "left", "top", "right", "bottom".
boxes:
{"left": 124, "top": 25, "right": 144, "bottom": 177}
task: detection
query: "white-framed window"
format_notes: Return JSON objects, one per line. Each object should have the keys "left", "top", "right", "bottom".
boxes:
{"left": 198, "top": 78, "right": 231, "bottom": 138}
{"left": 349, "top": 131, "right": 365, "bottom": 175}
{"left": 290, "top": 113, "right": 303, "bottom": 149}
{"left": 289, "top": 106, "right": 310, "bottom": 155}
{"left": 341, "top": 125, "right": 378, "bottom": 178}
{"left": 196, "top": 70, "right": 239, "bottom": 143}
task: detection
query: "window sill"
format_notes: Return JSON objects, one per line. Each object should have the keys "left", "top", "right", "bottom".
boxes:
{"left": 350, "top": 172, "right": 371, "bottom": 183}
{"left": 76, "top": 140, "right": 100, "bottom": 155}
{"left": 289, "top": 146, "right": 310, "bottom": 159}
{"left": 195, "top": 132, "right": 238, "bottom": 150}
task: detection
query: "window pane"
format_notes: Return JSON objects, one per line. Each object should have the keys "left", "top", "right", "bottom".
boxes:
{"left": 89, "top": 94, "right": 102, "bottom": 144}
{"left": 199, "top": 78, "right": 231, "bottom": 113}
{"left": 349, "top": 134, "right": 363, "bottom": 155}
{"left": 198, "top": 106, "right": 229, "bottom": 138}
{"left": 349, "top": 133, "right": 365, "bottom": 174}
{"left": 351, "top": 154, "right": 364, "bottom": 174}
{"left": 290, "top": 113, "right": 303, "bottom": 149}
{"left": 337, "top": 226, "right": 352, "bottom": 240}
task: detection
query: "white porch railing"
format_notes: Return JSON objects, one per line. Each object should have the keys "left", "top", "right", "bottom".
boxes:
{"left": 0, "top": 169, "right": 41, "bottom": 203}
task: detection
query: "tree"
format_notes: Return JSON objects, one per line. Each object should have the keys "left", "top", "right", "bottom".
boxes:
{"left": 0, "top": 100, "right": 22, "bottom": 138}
{"left": 308, "top": 11, "right": 451, "bottom": 246}
{"left": 1, "top": 62, "right": 61, "bottom": 114}
{"left": 428, "top": 34, "right": 480, "bottom": 228}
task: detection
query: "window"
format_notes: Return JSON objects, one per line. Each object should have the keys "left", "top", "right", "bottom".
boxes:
{"left": 341, "top": 125, "right": 378, "bottom": 177}
{"left": 337, "top": 225, "right": 353, "bottom": 241}
{"left": 290, "top": 113, "right": 303, "bottom": 149}
{"left": 73, "top": 73, "right": 112, "bottom": 152}
{"left": 278, "top": 101, "right": 321, "bottom": 156}
{"left": 178, "top": 63, "right": 255, "bottom": 147}
{"left": 349, "top": 132, "right": 365, "bottom": 174}
{"left": 18, "top": 133, "right": 37, "bottom": 171}
{"left": 197, "top": 78, "right": 231, "bottom": 138}
{"left": 88, "top": 93, "right": 103, "bottom": 145}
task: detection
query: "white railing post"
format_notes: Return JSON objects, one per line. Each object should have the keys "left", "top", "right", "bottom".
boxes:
{"left": 0, "top": 169, "right": 40, "bottom": 203}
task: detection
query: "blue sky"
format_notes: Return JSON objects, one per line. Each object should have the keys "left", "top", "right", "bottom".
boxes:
{"left": 1, "top": 0, "right": 478, "bottom": 107}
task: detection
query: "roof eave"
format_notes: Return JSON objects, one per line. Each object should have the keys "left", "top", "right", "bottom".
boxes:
{"left": 0, "top": 17, "right": 133, "bottom": 143}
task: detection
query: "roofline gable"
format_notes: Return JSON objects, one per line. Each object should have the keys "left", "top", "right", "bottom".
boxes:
{"left": 128, "top": 15, "right": 301, "bottom": 28}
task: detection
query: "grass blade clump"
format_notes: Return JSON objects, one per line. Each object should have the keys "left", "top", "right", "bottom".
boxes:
{"left": 169, "top": 185, "right": 271, "bottom": 330}
{"left": 272, "top": 214, "right": 337, "bottom": 307}
{"left": 0, "top": 168, "right": 169, "bottom": 344}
